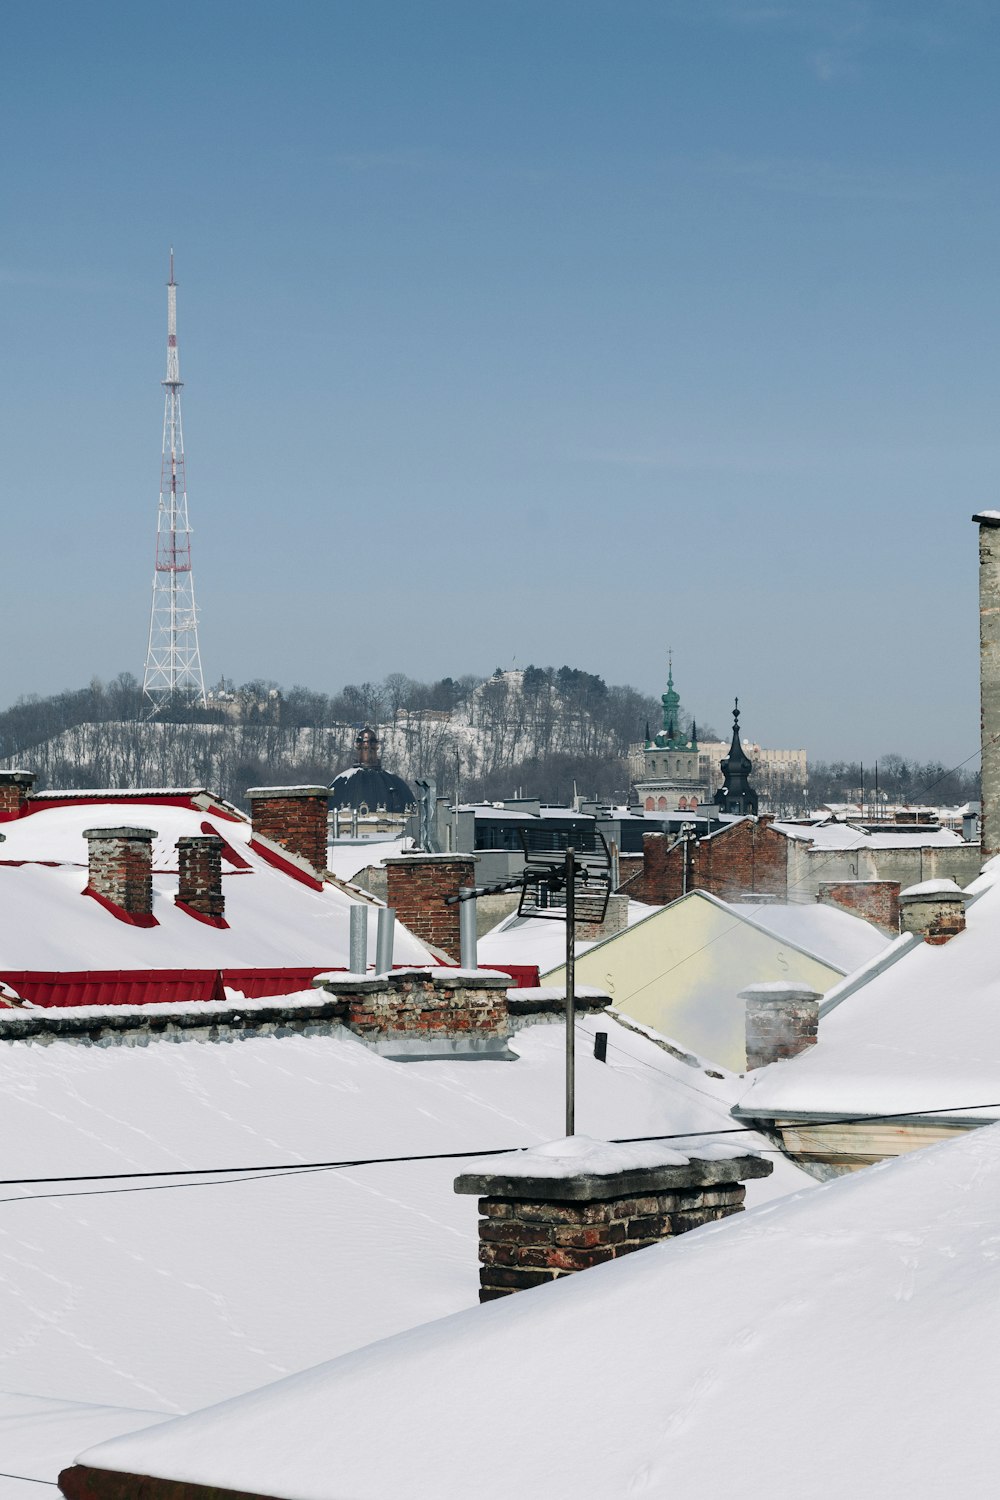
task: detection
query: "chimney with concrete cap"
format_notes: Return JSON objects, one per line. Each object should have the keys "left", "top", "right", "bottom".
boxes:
{"left": 176, "top": 834, "right": 225, "bottom": 920}
{"left": 974, "top": 510, "right": 1000, "bottom": 860}
{"left": 246, "top": 786, "right": 329, "bottom": 873}
{"left": 0, "top": 770, "right": 34, "bottom": 820}
{"left": 742, "top": 982, "right": 821, "bottom": 1071}
{"left": 899, "top": 878, "right": 967, "bottom": 944}
{"left": 84, "top": 827, "right": 156, "bottom": 918}
{"left": 455, "top": 1137, "right": 772, "bottom": 1301}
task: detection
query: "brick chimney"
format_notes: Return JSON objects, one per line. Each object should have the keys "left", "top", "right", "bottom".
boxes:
{"left": 975, "top": 511, "right": 1000, "bottom": 860}
{"left": 575, "top": 892, "right": 629, "bottom": 942}
{"left": 0, "top": 770, "right": 34, "bottom": 820}
{"left": 384, "top": 854, "right": 477, "bottom": 961}
{"left": 899, "top": 879, "right": 967, "bottom": 944}
{"left": 454, "top": 1138, "right": 772, "bottom": 1300}
{"left": 83, "top": 827, "right": 156, "bottom": 920}
{"left": 312, "top": 967, "right": 510, "bottom": 1056}
{"left": 817, "top": 879, "right": 900, "bottom": 934}
{"left": 742, "top": 982, "right": 821, "bottom": 1071}
{"left": 176, "top": 835, "right": 225, "bottom": 922}
{"left": 246, "top": 786, "right": 329, "bottom": 874}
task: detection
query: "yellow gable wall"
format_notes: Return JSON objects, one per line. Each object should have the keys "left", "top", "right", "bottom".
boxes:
{"left": 542, "top": 892, "right": 842, "bottom": 1072}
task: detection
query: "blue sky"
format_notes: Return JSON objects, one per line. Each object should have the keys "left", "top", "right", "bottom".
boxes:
{"left": 2, "top": 0, "right": 997, "bottom": 762}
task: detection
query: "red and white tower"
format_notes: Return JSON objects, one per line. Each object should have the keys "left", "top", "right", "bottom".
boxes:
{"left": 142, "top": 250, "right": 207, "bottom": 709}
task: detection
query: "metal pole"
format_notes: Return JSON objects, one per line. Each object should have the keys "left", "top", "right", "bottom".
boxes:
{"left": 375, "top": 906, "right": 395, "bottom": 974}
{"left": 459, "top": 889, "right": 478, "bottom": 968}
{"left": 349, "top": 904, "right": 368, "bottom": 974}
{"left": 565, "top": 845, "right": 575, "bottom": 1137}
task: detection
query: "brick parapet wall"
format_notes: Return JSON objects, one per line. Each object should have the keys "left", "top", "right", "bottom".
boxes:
{"left": 742, "top": 984, "right": 820, "bottom": 1070}
{"left": 817, "top": 880, "right": 900, "bottom": 933}
{"left": 456, "top": 1152, "right": 771, "bottom": 1301}
{"left": 629, "top": 820, "right": 788, "bottom": 906}
{"left": 246, "top": 787, "right": 328, "bottom": 874}
{"left": 313, "top": 968, "right": 509, "bottom": 1042}
{"left": 83, "top": 828, "right": 156, "bottom": 916}
{"left": 176, "top": 835, "right": 225, "bottom": 919}
{"left": 575, "top": 892, "right": 629, "bottom": 942}
{"left": 385, "top": 855, "right": 477, "bottom": 961}
{"left": 615, "top": 854, "right": 644, "bottom": 892}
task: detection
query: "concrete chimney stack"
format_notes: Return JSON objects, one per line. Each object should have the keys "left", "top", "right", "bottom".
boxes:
{"left": 974, "top": 511, "right": 1000, "bottom": 860}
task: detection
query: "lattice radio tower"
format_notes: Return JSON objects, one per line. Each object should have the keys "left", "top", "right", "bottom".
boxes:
{"left": 142, "top": 249, "right": 207, "bottom": 711}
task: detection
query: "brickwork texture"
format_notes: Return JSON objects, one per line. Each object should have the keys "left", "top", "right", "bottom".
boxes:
{"left": 385, "top": 856, "right": 476, "bottom": 961}
{"left": 247, "top": 787, "right": 329, "bottom": 874}
{"left": 84, "top": 828, "right": 156, "bottom": 916}
{"left": 818, "top": 880, "right": 900, "bottom": 933}
{"left": 476, "top": 1183, "right": 748, "bottom": 1299}
{"left": 176, "top": 835, "right": 225, "bottom": 918}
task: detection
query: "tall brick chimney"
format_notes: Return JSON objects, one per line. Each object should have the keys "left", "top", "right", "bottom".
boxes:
{"left": 0, "top": 770, "right": 34, "bottom": 820}
{"left": 384, "top": 854, "right": 477, "bottom": 961}
{"left": 974, "top": 511, "right": 1000, "bottom": 860}
{"left": 246, "top": 786, "right": 329, "bottom": 874}
{"left": 176, "top": 834, "right": 225, "bottom": 921}
{"left": 742, "top": 982, "right": 821, "bottom": 1071}
{"left": 84, "top": 827, "right": 156, "bottom": 920}
{"left": 899, "top": 879, "right": 967, "bottom": 944}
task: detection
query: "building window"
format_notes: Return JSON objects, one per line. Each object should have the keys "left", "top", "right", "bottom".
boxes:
{"left": 657, "top": 796, "right": 668, "bottom": 811}
{"left": 679, "top": 797, "right": 688, "bottom": 810}
{"left": 645, "top": 796, "right": 654, "bottom": 811}
{"left": 690, "top": 796, "right": 698, "bottom": 808}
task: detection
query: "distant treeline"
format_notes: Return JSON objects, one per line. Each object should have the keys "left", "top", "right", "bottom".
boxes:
{"left": 0, "top": 668, "right": 662, "bottom": 806}
{"left": 0, "top": 673, "right": 976, "bottom": 812}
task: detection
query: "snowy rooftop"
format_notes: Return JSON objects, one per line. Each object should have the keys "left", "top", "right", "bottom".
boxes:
{"left": 0, "top": 797, "right": 430, "bottom": 971}
{"left": 74, "top": 1123, "right": 1000, "bottom": 1500}
{"left": 740, "top": 863, "right": 1000, "bottom": 1121}
{"left": 726, "top": 897, "right": 891, "bottom": 972}
{"left": 477, "top": 898, "right": 658, "bottom": 972}
{"left": 773, "top": 819, "right": 964, "bottom": 850}
{"left": 0, "top": 1005, "right": 807, "bottom": 1475}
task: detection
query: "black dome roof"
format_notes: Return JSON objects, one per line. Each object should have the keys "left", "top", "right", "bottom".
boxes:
{"left": 329, "top": 764, "right": 414, "bottom": 814}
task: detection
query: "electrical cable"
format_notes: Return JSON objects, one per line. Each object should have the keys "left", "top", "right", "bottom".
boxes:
{"left": 0, "top": 1099, "right": 995, "bottom": 1205}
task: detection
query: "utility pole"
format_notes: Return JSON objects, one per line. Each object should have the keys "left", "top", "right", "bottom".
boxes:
{"left": 143, "top": 250, "right": 208, "bottom": 712}
{"left": 564, "top": 845, "right": 576, "bottom": 1137}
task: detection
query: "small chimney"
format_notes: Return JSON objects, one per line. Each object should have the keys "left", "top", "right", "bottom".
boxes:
{"left": 84, "top": 827, "right": 156, "bottom": 919}
{"left": 975, "top": 511, "right": 1000, "bottom": 860}
{"left": 176, "top": 835, "right": 225, "bottom": 921}
{"left": 742, "top": 982, "right": 821, "bottom": 1071}
{"left": 0, "top": 770, "right": 34, "bottom": 820}
{"left": 246, "top": 786, "right": 329, "bottom": 874}
{"left": 384, "top": 854, "right": 477, "bottom": 961}
{"left": 455, "top": 1139, "right": 772, "bottom": 1301}
{"left": 899, "top": 879, "right": 967, "bottom": 944}
{"left": 575, "top": 892, "right": 629, "bottom": 942}
{"left": 817, "top": 879, "right": 900, "bottom": 934}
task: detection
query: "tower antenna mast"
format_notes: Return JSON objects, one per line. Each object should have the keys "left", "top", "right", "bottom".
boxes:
{"left": 142, "top": 249, "right": 207, "bottom": 711}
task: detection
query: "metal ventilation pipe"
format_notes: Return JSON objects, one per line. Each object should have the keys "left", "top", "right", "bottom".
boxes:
{"left": 375, "top": 906, "right": 395, "bottom": 974}
{"left": 459, "top": 889, "right": 478, "bottom": 969}
{"left": 349, "top": 904, "right": 369, "bottom": 974}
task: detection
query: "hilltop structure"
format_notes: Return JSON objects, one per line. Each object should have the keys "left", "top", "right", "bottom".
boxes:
{"left": 631, "top": 657, "right": 709, "bottom": 811}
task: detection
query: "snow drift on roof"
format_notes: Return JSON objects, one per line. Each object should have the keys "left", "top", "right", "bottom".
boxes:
{"left": 75, "top": 1123, "right": 1000, "bottom": 1500}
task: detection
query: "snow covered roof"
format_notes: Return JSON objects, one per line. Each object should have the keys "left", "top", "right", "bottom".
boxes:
{"left": 0, "top": 1007, "right": 807, "bottom": 1441}
{"left": 726, "top": 898, "right": 890, "bottom": 972}
{"left": 324, "top": 835, "right": 412, "bottom": 884}
{"left": 773, "top": 819, "right": 963, "bottom": 850}
{"left": 477, "top": 898, "right": 658, "bottom": 972}
{"left": 0, "top": 796, "right": 431, "bottom": 973}
{"left": 739, "top": 863, "right": 1000, "bottom": 1122}
{"left": 72, "top": 1123, "right": 1000, "bottom": 1500}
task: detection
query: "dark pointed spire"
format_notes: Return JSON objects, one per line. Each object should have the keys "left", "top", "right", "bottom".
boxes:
{"left": 714, "top": 697, "right": 758, "bottom": 817}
